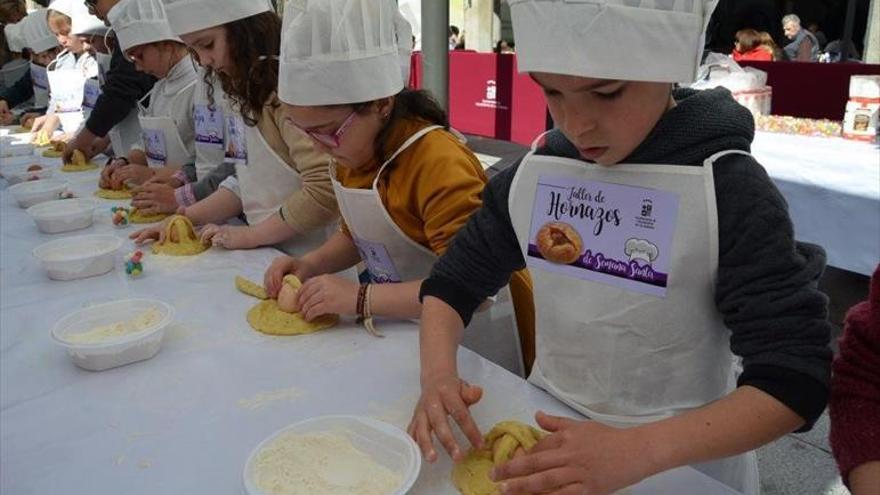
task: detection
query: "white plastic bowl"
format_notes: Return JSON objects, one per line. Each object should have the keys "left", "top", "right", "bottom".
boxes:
{"left": 51, "top": 299, "right": 175, "bottom": 371}
{"left": 32, "top": 234, "right": 123, "bottom": 281}
{"left": 243, "top": 415, "right": 420, "bottom": 495}
{"left": 27, "top": 198, "right": 97, "bottom": 234}
{"left": 0, "top": 139, "right": 33, "bottom": 158}
{"left": 8, "top": 179, "right": 69, "bottom": 208}
{"left": 4, "top": 163, "right": 53, "bottom": 185}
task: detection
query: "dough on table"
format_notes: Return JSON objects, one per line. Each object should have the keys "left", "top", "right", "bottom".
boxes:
{"left": 452, "top": 421, "right": 545, "bottom": 495}
{"left": 94, "top": 186, "right": 133, "bottom": 199}
{"left": 239, "top": 275, "right": 337, "bottom": 335}
{"left": 235, "top": 275, "right": 268, "bottom": 300}
{"left": 151, "top": 215, "right": 208, "bottom": 256}
{"left": 33, "top": 133, "right": 53, "bottom": 147}
{"left": 535, "top": 221, "right": 583, "bottom": 265}
{"left": 129, "top": 208, "right": 169, "bottom": 224}
{"left": 61, "top": 150, "right": 98, "bottom": 172}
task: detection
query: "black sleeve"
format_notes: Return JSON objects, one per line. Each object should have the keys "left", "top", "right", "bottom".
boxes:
{"left": 419, "top": 163, "right": 527, "bottom": 326}
{"left": 0, "top": 70, "right": 34, "bottom": 108}
{"left": 192, "top": 162, "right": 236, "bottom": 201}
{"left": 713, "top": 154, "right": 832, "bottom": 431}
{"left": 85, "top": 48, "right": 156, "bottom": 137}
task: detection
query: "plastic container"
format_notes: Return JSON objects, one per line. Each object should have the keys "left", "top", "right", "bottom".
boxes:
{"left": 3, "top": 163, "right": 53, "bottom": 185}
{"left": 0, "top": 139, "right": 33, "bottom": 158}
{"left": 51, "top": 299, "right": 175, "bottom": 371}
{"left": 32, "top": 234, "right": 123, "bottom": 281}
{"left": 27, "top": 198, "right": 97, "bottom": 234}
{"left": 8, "top": 179, "right": 69, "bottom": 208}
{"left": 242, "top": 415, "right": 420, "bottom": 495}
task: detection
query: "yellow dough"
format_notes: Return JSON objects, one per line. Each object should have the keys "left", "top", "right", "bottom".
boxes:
{"left": 151, "top": 215, "right": 208, "bottom": 256}
{"left": 246, "top": 299, "right": 338, "bottom": 336}
{"left": 130, "top": 209, "right": 169, "bottom": 224}
{"left": 94, "top": 187, "right": 133, "bottom": 199}
{"left": 33, "top": 133, "right": 52, "bottom": 147}
{"left": 452, "top": 421, "right": 545, "bottom": 495}
{"left": 62, "top": 150, "right": 98, "bottom": 172}
{"left": 235, "top": 276, "right": 268, "bottom": 300}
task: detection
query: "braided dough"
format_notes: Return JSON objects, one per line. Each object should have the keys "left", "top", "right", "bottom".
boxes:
{"left": 452, "top": 421, "right": 545, "bottom": 495}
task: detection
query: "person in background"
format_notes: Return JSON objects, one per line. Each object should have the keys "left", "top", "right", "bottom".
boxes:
{"left": 807, "top": 22, "right": 827, "bottom": 50}
{"left": 448, "top": 24, "right": 459, "bottom": 50}
{"left": 61, "top": 0, "right": 156, "bottom": 163}
{"left": 0, "top": 21, "right": 30, "bottom": 118}
{"left": 829, "top": 265, "right": 880, "bottom": 495}
{"left": 408, "top": 1, "right": 831, "bottom": 494}
{"left": 732, "top": 29, "right": 772, "bottom": 62}
{"left": 758, "top": 31, "right": 782, "bottom": 61}
{"left": 11, "top": 8, "right": 62, "bottom": 124}
{"left": 495, "top": 39, "right": 514, "bottom": 54}
{"left": 782, "top": 14, "right": 819, "bottom": 62}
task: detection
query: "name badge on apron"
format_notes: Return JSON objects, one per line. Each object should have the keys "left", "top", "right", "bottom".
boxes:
{"left": 83, "top": 79, "right": 101, "bottom": 110}
{"left": 224, "top": 115, "right": 247, "bottom": 165}
{"left": 194, "top": 104, "right": 223, "bottom": 147}
{"left": 526, "top": 175, "right": 679, "bottom": 297}
{"left": 353, "top": 237, "right": 402, "bottom": 283}
{"left": 143, "top": 128, "right": 168, "bottom": 164}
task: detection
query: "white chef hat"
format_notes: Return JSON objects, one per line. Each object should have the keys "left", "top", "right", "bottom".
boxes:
{"left": 46, "top": 0, "right": 76, "bottom": 17}
{"left": 4, "top": 22, "right": 26, "bottom": 52}
{"left": 108, "top": 0, "right": 181, "bottom": 53}
{"left": 22, "top": 9, "right": 60, "bottom": 53}
{"left": 278, "top": 0, "right": 411, "bottom": 106}
{"left": 507, "top": 0, "right": 719, "bottom": 83}
{"left": 71, "top": 10, "right": 109, "bottom": 37}
{"left": 161, "top": 0, "right": 272, "bottom": 37}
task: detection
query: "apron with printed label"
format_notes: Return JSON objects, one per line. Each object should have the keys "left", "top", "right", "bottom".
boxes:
{"left": 331, "top": 125, "right": 524, "bottom": 375}
{"left": 508, "top": 136, "right": 759, "bottom": 494}
{"left": 136, "top": 79, "right": 197, "bottom": 167}
{"left": 192, "top": 74, "right": 227, "bottom": 179}
{"left": 47, "top": 53, "right": 86, "bottom": 133}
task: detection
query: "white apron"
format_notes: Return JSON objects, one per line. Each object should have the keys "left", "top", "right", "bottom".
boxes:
{"left": 234, "top": 117, "right": 328, "bottom": 256}
{"left": 136, "top": 80, "right": 197, "bottom": 167}
{"left": 508, "top": 137, "right": 759, "bottom": 494}
{"left": 29, "top": 63, "right": 49, "bottom": 108}
{"left": 331, "top": 125, "right": 524, "bottom": 375}
{"left": 192, "top": 73, "right": 227, "bottom": 179}
{"left": 96, "top": 51, "right": 142, "bottom": 157}
{"left": 47, "top": 54, "right": 86, "bottom": 134}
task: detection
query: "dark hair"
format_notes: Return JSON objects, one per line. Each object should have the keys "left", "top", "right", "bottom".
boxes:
{"left": 735, "top": 29, "right": 761, "bottom": 53}
{"left": 201, "top": 11, "right": 281, "bottom": 126}
{"left": 347, "top": 89, "right": 450, "bottom": 162}
{"left": 448, "top": 25, "right": 459, "bottom": 37}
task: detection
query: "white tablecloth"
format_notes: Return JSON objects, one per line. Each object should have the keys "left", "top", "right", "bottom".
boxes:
{"left": 1, "top": 152, "right": 740, "bottom": 494}
{"left": 751, "top": 132, "right": 880, "bottom": 276}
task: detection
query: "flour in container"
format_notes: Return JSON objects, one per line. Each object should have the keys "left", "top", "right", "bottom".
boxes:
{"left": 64, "top": 308, "right": 163, "bottom": 344}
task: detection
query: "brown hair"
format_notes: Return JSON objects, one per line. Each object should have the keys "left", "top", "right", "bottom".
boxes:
{"left": 199, "top": 11, "right": 281, "bottom": 126}
{"left": 344, "top": 89, "right": 450, "bottom": 162}
{"left": 0, "top": 0, "right": 26, "bottom": 24}
{"left": 758, "top": 31, "right": 781, "bottom": 60}
{"left": 735, "top": 29, "right": 761, "bottom": 53}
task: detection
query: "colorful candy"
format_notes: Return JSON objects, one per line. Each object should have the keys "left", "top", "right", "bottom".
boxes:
{"left": 124, "top": 250, "right": 144, "bottom": 277}
{"left": 755, "top": 115, "right": 842, "bottom": 138}
{"left": 111, "top": 206, "right": 131, "bottom": 226}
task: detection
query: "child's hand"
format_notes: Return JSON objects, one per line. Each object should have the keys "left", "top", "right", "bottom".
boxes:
{"left": 100, "top": 160, "right": 125, "bottom": 189}
{"left": 408, "top": 375, "right": 485, "bottom": 463}
{"left": 264, "top": 256, "right": 316, "bottom": 298}
{"left": 131, "top": 183, "right": 178, "bottom": 214}
{"left": 129, "top": 224, "right": 162, "bottom": 244}
{"left": 199, "top": 224, "right": 250, "bottom": 250}
{"left": 112, "top": 163, "right": 155, "bottom": 186}
{"left": 294, "top": 274, "right": 359, "bottom": 320}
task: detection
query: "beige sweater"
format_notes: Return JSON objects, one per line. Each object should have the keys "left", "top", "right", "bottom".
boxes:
{"left": 256, "top": 94, "right": 339, "bottom": 234}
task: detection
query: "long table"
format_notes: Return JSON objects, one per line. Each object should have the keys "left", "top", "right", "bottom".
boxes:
{"left": 751, "top": 131, "right": 880, "bottom": 276}
{"left": 1, "top": 145, "right": 741, "bottom": 494}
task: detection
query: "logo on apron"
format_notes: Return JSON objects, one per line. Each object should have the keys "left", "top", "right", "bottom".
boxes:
{"left": 194, "top": 104, "right": 223, "bottom": 146}
{"left": 526, "top": 175, "right": 679, "bottom": 297}
{"left": 353, "top": 237, "right": 402, "bottom": 284}
{"left": 224, "top": 115, "right": 247, "bottom": 165}
{"left": 142, "top": 129, "right": 168, "bottom": 164}
{"left": 82, "top": 79, "right": 101, "bottom": 110}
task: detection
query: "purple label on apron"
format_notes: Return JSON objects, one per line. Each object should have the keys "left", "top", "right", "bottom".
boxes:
{"left": 353, "top": 237, "right": 402, "bottom": 284}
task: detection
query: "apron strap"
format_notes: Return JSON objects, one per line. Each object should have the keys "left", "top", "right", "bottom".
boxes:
{"left": 529, "top": 129, "right": 555, "bottom": 153}
{"left": 370, "top": 124, "right": 443, "bottom": 190}
{"left": 702, "top": 149, "right": 752, "bottom": 167}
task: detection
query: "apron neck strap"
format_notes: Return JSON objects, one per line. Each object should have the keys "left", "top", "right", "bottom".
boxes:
{"left": 371, "top": 124, "right": 443, "bottom": 189}
{"left": 529, "top": 129, "right": 555, "bottom": 153}
{"left": 702, "top": 149, "right": 752, "bottom": 167}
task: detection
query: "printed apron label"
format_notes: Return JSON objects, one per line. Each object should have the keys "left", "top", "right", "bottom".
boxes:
{"left": 83, "top": 79, "right": 101, "bottom": 110}
{"left": 353, "top": 237, "right": 402, "bottom": 284}
{"left": 526, "top": 175, "right": 679, "bottom": 297}
{"left": 143, "top": 128, "right": 168, "bottom": 165}
{"left": 224, "top": 115, "right": 247, "bottom": 165}
{"left": 194, "top": 104, "right": 223, "bottom": 146}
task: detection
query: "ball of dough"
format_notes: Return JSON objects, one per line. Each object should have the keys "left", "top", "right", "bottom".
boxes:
{"left": 276, "top": 275, "right": 303, "bottom": 313}
{"left": 536, "top": 222, "right": 583, "bottom": 265}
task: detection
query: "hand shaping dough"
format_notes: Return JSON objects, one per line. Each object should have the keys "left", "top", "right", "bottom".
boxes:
{"left": 94, "top": 186, "right": 133, "bottom": 199}
{"left": 151, "top": 215, "right": 208, "bottom": 256}
{"left": 452, "top": 421, "right": 545, "bottom": 495}
{"left": 536, "top": 222, "right": 583, "bottom": 265}
{"left": 276, "top": 274, "right": 302, "bottom": 312}
{"left": 33, "top": 133, "right": 52, "bottom": 147}
{"left": 129, "top": 208, "right": 169, "bottom": 224}
{"left": 62, "top": 150, "right": 99, "bottom": 172}
{"left": 239, "top": 275, "right": 337, "bottom": 335}
{"left": 235, "top": 275, "right": 269, "bottom": 300}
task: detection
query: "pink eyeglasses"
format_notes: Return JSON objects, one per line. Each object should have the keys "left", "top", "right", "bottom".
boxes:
{"left": 293, "top": 111, "right": 357, "bottom": 149}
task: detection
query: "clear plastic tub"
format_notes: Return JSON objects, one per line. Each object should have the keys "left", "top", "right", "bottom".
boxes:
{"left": 32, "top": 234, "right": 123, "bottom": 281}
{"left": 51, "top": 299, "right": 175, "bottom": 371}
{"left": 242, "top": 415, "right": 420, "bottom": 495}
{"left": 0, "top": 139, "right": 33, "bottom": 158}
{"left": 3, "top": 163, "right": 53, "bottom": 185}
{"left": 27, "top": 198, "right": 97, "bottom": 234}
{"left": 8, "top": 179, "right": 69, "bottom": 208}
